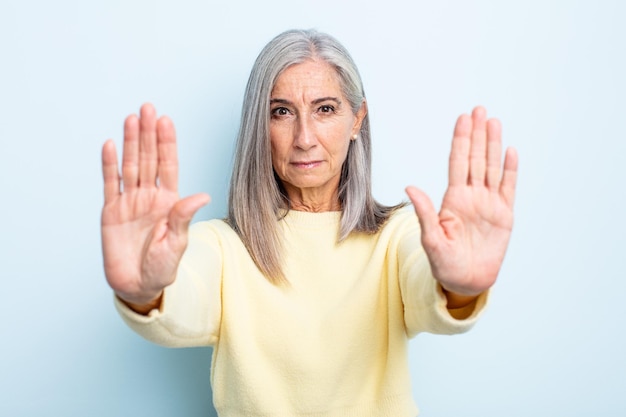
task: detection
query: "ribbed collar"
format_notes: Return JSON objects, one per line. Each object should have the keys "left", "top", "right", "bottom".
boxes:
{"left": 279, "top": 209, "right": 342, "bottom": 229}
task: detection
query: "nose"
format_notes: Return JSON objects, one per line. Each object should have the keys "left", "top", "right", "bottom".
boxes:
{"left": 293, "top": 116, "right": 317, "bottom": 151}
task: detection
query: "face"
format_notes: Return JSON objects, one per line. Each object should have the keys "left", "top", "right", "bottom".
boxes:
{"left": 269, "top": 59, "right": 367, "bottom": 208}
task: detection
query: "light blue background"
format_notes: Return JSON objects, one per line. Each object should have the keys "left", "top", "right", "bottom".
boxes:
{"left": 1, "top": 0, "right": 625, "bottom": 416}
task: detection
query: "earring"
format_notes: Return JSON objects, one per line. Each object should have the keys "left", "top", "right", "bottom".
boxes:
{"left": 352, "top": 134, "right": 358, "bottom": 140}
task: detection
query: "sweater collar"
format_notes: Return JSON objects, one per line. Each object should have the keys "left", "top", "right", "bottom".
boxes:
{"left": 280, "top": 209, "right": 342, "bottom": 229}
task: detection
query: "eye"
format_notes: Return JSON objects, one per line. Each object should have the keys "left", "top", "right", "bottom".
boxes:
{"left": 271, "top": 107, "right": 290, "bottom": 117}
{"left": 318, "top": 105, "right": 335, "bottom": 113}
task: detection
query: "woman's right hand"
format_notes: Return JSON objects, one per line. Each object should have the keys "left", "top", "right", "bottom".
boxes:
{"left": 101, "top": 104, "right": 210, "bottom": 312}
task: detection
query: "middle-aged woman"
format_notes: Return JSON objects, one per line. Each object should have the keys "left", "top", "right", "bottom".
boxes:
{"left": 101, "top": 29, "right": 518, "bottom": 416}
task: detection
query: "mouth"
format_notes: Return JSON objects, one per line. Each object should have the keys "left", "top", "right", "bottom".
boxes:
{"left": 291, "top": 160, "right": 322, "bottom": 169}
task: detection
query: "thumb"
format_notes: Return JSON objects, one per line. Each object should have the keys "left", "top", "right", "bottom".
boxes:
{"left": 405, "top": 186, "right": 440, "bottom": 243}
{"left": 168, "top": 193, "right": 211, "bottom": 241}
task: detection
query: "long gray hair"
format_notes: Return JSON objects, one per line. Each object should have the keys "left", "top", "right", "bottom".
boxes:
{"left": 227, "top": 29, "right": 404, "bottom": 283}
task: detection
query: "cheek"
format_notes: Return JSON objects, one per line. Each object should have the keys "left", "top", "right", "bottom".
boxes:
{"left": 338, "top": 141, "right": 351, "bottom": 166}
{"left": 323, "top": 126, "right": 352, "bottom": 161}
{"left": 269, "top": 123, "right": 293, "bottom": 153}
{"left": 269, "top": 139, "right": 290, "bottom": 179}
{"left": 269, "top": 144, "right": 282, "bottom": 173}
{"left": 269, "top": 132, "right": 285, "bottom": 161}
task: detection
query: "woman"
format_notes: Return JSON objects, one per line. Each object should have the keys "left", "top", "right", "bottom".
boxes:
{"left": 101, "top": 29, "right": 518, "bottom": 416}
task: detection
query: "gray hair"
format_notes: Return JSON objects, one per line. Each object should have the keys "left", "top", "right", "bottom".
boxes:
{"left": 227, "top": 29, "right": 404, "bottom": 283}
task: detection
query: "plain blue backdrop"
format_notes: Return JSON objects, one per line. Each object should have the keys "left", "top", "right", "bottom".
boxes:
{"left": 1, "top": 0, "right": 625, "bottom": 416}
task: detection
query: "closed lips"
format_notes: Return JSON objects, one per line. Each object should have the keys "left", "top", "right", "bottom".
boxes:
{"left": 291, "top": 161, "right": 322, "bottom": 168}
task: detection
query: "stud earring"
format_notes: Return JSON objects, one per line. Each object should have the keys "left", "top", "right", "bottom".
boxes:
{"left": 352, "top": 134, "right": 358, "bottom": 140}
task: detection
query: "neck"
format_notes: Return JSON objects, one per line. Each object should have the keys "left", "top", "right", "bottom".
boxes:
{"left": 290, "top": 199, "right": 341, "bottom": 212}
{"left": 283, "top": 185, "right": 341, "bottom": 213}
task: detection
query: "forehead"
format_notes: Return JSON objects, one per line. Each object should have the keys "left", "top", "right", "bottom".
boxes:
{"left": 271, "top": 59, "right": 343, "bottom": 97}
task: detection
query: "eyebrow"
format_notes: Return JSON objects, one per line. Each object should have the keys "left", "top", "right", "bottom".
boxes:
{"left": 269, "top": 97, "right": 342, "bottom": 106}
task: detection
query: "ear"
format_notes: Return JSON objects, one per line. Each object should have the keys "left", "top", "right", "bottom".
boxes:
{"left": 351, "top": 100, "right": 368, "bottom": 138}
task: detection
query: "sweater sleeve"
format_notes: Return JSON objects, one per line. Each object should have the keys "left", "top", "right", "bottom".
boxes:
{"left": 114, "top": 221, "right": 223, "bottom": 347}
{"left": 395, "top": 211, "right": 489, "bottom": 339}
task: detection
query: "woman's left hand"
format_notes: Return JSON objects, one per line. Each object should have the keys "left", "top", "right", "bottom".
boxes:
{"left": 406, "top": 106, "right": 518, "bottom": 298}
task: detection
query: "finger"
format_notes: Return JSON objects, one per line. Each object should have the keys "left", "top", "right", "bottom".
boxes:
{"left": 500, "top": 147, "right": 519, "bottom": 207}
{"left": 405, "top": 186, "right": 442, "bottom": 248}
{"left": 122, "top": 114, "right": 139, "bottom": 191}
{"left": 157, "top": 116, "right": 179, "bottom": 192}
{"left": 469, "top": 106, "right": 488, "bottom": 186}
{"left": 485, "top": 118, "right": 502, "bottom": 190}
{"left": 166, "top": 193, "right": 211, "bottom": 247}
{"left": 102, "top": 139, "right": 120, "bottom": 203}
{"left": 139, "top": 103, "right": 158, "bottom": 188}
{"left": 448, "top": 113, "right": 472, "bottom": 186}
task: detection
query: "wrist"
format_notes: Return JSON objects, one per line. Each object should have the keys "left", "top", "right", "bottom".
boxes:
{"left": 117, "top": 290, "right": 163, "bottom": 315}
{"left": 441, "top": 287, "right": 480, "bottom": 309}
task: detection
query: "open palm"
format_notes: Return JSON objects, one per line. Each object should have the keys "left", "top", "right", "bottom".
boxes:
{"left": 406, "top": 106, "right": 518, "bottom": 297}
{"left": 101, "top": 104, "right": 209, "bottom": 308}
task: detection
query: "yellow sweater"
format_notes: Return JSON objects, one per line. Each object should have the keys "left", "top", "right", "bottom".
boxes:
{"left": 115, "top": 207, "right": 488, "bottom": 416}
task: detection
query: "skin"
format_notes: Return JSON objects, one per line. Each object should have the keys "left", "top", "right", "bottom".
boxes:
{"left": 101, "top": 66, "right": 518, "bottom": 313}
{"left": 269, "top": 59, "right": 367, "bottom": 212}
{"left": 101, "top": 106, "right": 210, "bottom": 313}
{"left": 406, "top": 107, "right": 518, "bottom": 307}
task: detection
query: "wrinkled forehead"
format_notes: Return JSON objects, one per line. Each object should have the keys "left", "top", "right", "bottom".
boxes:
{"left": 270, "top": 59, "right": 343, "bottom": 97}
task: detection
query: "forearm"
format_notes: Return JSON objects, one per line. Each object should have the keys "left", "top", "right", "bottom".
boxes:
{"left": 113, "top": 221, "right": 224, "bottom": 348}
{"left": 114, "top": 275, "right": 217, "bottom": 348}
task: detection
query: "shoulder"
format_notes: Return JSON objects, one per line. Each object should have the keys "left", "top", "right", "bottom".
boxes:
{"left": 188, "top": 219, "right": 240, "bottom": 245}
{"left": 382, "top": 206, "right": 421, "bottom": 233}
{"left": 375, "top": 206, "right": 423, "bottom": 258}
